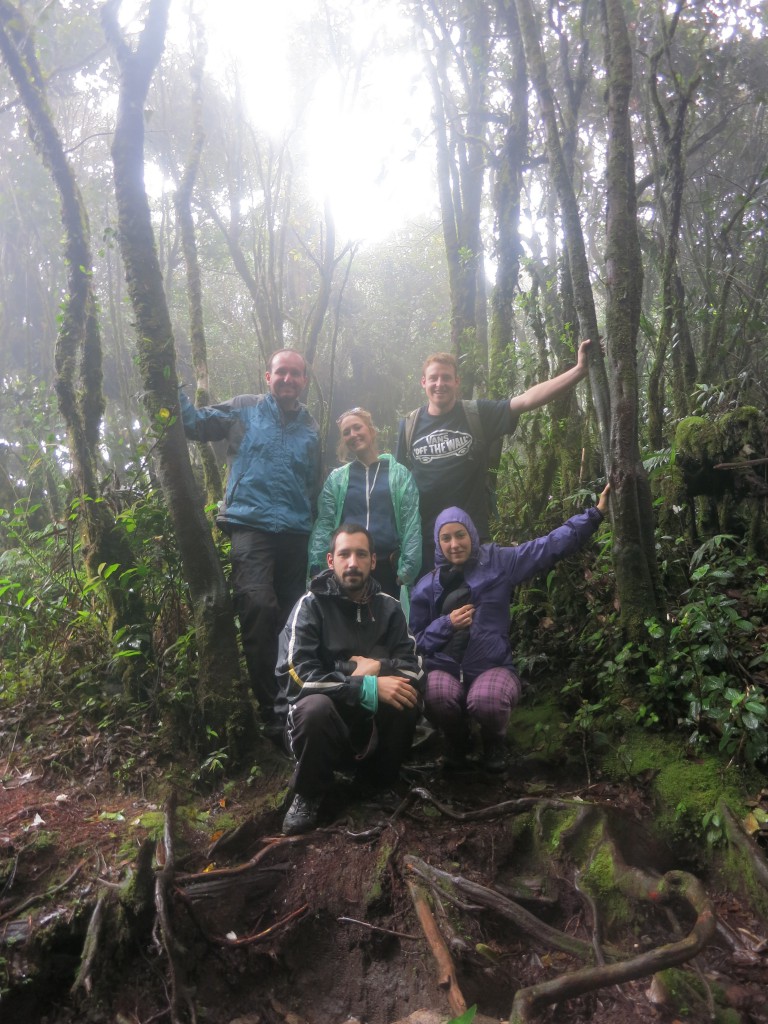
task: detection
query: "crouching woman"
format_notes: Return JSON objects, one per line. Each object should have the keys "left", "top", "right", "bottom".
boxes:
{"left": 409, "top": 485, "right": 610, "bottom": 772}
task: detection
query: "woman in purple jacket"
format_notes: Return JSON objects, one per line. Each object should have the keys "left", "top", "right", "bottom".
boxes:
{"left": 409, "top": 485, "right": 610, "bottom": 772}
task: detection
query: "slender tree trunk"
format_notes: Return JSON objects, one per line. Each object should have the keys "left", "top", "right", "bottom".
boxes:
{"left": 602, "top": 0, "right": 665, "bottom": 632}
{"left": 416, "top": 0, "right": 489, "bottom": 392}
{"left": 173, "top": 39, "right": 222, "bottom": 505}
{"left": 514, "top": 0, "right": 611, "bottom": 461}
{"left": 102, "top": 0, "right": 252, "bottom": 755}
{"left": 489, "top": 0, "right": 527, "bottom": 399}
{"left": 645, "top": 9, "right": 701, "bottom": 448}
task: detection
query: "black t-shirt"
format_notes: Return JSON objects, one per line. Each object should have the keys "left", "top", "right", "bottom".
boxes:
{"left": 396, "top": 399, "right": 517, "bottom": 540}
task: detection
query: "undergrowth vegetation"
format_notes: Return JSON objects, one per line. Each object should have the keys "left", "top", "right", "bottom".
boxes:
{"left": 2, "top": 398, "right": 768, "bottom": 809}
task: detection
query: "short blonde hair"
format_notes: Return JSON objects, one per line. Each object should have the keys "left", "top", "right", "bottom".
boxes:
{"left": 422, "top": 352, "right": 459, "bottom": 377}
{"left": 336, "top": 407, "right": 378, "bottom": 462}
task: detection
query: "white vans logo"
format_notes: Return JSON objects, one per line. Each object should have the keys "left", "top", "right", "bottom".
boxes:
{"left": 413, "top": 430, "right": 473, "bottom": 463}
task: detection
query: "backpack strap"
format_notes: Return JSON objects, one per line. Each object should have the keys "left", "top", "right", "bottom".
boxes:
{"left": 461, "top": 400, "right": 485, "bottom": 459}
{"left": 403, "top": 408, "right": 421, "bottom": 468}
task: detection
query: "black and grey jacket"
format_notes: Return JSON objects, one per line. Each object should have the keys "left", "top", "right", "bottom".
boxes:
{"left": 275, "top": 570, "right": 424, "bottom": 721}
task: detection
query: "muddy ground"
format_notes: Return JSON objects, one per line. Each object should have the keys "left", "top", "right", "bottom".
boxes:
{"left": 2, "top": 716, "right": 768, "bottom": 1024}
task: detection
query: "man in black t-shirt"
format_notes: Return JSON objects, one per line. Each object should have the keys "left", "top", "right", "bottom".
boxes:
{"left": 396, "top": 340, "right": 594, "bottom": 572}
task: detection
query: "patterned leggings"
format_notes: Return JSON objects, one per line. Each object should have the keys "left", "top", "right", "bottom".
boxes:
{"left": 424, "top": 667, "right": 522, "bottom": 743}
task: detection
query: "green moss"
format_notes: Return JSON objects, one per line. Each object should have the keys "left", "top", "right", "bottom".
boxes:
{"left": 208, "top": 813, "right": 237, "bottom": 834}
{"left": 29, "top": 829, "right": 57, "bottom": 852}
{"left": 721, "top": 834, "right": 768, "bottom": 921}
{"left": 581, "top": 843, "right": 615, "bottom": 894}
{"left": 655, "top": 968, "right": 744, "bottom": 1023}
{"left": 137, "top": 811, "right": 165, "bottom": 838}
{"left": 601, "top": 732, "right": 752, "bottom": 845}
{"left": 719, "top": 406, "right": 762, "bottom": 458}
{"left": 509, "top": 700, "right": 567, "bottom": 758}
{"left": 580, "top": 842, "right": 633, "bottom": 929}
{"left": 674, "top": 416, "right": 721, "bottom": 463}
{"left": 365, "top": 841, "right": 394, "bottom": 906}
{"left": 543, "top": 807, "right": 581, "bottom": 854}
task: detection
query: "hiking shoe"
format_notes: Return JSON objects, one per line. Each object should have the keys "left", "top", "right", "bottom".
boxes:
{"left": 282, "top": 793, "right": 322, "bottom": 835}
{"left": 482, "top": 738, "right": 507, "bottom": 774}
{"left": 443, "top": 741, "right": 471, "bottom": 772}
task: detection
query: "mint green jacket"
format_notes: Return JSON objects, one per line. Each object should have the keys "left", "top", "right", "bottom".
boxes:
{"left": 308, "top": 454, "right": 422, "bottom": 585}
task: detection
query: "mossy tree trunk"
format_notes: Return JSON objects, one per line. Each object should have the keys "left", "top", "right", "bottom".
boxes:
{"left": 173, "top": 36, "right": 223, "bottom": 506}
{"left": 601, "top": 0, "right": 665, "bottom": 633}
{"left": 515, "top": 0, "right": 664, "bottom": 638}
{"left": 102, "top": 0, "right": 252, "bottom": 757}
{"left": 0, "top": 0, "right": 147, "bottom": 667}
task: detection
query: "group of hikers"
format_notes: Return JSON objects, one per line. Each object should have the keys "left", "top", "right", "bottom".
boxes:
{"left": 179, "top": 344, "right": 610, "bottom": 836}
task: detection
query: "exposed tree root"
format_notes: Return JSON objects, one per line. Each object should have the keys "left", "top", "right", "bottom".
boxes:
{"left": 177, "top": 833, "right": 309, "bottom": 885}
{"left": 400, "top": 786, "right": 575, "bottom": 822}
{"left": 0, "top": 858, "right": 83, "bottom": 924}
{"left": 509, "top": 870, "right": 716, "bottom": 1022}
{"left": 154, "top": 791, "right": 197, "bottom": 1024}
{"left": 71, "top": 838, "right": 155, "bottom": 996}
{"left": 719, "top": 798, "right": 768, "bottom": 892}
{"left": 405, "top": 855, "right": 613, "bottom": 961}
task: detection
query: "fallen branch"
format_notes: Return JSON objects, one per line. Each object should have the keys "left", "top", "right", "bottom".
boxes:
{"left": 509, "top": 871, "right": 716, "bottom": 1023}
{"left": 714, "top": 457, "right": 768, "bottom": 470}
{"left": 406, "top": 878, "right": 467, "bottom": 1018}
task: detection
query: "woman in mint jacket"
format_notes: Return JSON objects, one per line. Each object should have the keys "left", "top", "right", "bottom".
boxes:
{"left": 309, "top": 408, "right": 421, "bottom": 599}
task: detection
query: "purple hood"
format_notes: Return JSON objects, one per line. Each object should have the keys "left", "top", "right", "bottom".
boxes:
{"left": 433, "top": 506, "right": 481, "bottom": 569}
{"left": 411, "top": 504, "right": 604, "bottom": 681}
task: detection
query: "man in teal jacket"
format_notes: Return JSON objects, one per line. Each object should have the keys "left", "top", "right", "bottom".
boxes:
{"left": 180, "top": 349, "right": 320, "bottom": 734}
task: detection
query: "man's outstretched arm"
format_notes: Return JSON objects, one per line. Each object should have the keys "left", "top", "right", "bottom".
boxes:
{"left": 509, "top": 338, "right": 593, "bottom": 416}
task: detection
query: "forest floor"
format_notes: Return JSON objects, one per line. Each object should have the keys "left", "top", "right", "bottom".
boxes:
{"left": 2, "top": 700, "right": 768, "bottom": 1024}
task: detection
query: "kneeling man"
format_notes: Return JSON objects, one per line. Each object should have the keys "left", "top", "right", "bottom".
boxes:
{"left": 276, "top": 522, "right": 424, "bottom": 835}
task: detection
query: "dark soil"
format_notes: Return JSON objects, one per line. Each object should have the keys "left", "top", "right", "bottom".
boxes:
{"left": 2, "top": 722, "right": 768, "bottom": 1024}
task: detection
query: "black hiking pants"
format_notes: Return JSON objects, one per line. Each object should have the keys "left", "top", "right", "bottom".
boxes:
{"left": 285, "top": 693, "right": 419, "bottom": 797}
{"left": 230, "top": 527, "right": 308, "bottom": 723}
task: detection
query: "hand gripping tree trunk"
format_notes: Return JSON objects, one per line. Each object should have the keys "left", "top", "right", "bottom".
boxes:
{"left": 102, "top": 0, "right": 252, "bottom": 756}
{"left": 0, "top": 1, "right": 147, "bottom": 676}
{"left": 514, "top": 0, "right": 611, "bottom": 459}
{"left": 515, "top": 0, "right": 664, "bottom": 636}
{"left": 602, "top": 0, "right": 665, "bottom": 632}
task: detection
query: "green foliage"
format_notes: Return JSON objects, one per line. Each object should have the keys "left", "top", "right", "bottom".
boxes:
{"left": 645, "top": 536, "right": 768, "bottom": 765}
{"left": 447, "top": 1007, "right": 477, "bottom": 1024}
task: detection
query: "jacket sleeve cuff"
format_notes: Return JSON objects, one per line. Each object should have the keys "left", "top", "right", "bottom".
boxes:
{"left": 360, "top": 675, "right": 379, "bottom": 713}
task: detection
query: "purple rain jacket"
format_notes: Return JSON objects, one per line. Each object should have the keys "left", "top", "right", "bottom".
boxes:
{"left": 408, "top": 504, "right": 604, "bottom": 681}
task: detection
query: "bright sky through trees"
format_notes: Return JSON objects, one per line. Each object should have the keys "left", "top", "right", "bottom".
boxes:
{"left": 172, "top": 0, "right": 438, "bottom": 243}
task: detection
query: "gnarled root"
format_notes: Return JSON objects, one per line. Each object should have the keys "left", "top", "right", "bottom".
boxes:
{"left": 509, "top": 870, "right": 716, "bottom": 1023}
